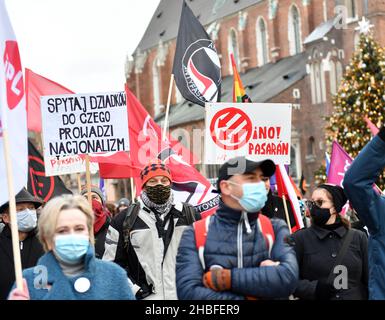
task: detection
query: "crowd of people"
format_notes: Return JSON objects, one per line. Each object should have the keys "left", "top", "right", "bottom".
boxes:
{"left": 1, "top": 127, "right": 385, "bottom": 300}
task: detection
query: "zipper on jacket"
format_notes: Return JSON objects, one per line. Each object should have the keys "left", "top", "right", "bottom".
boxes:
{"left": 237, "top": 215, "right": 243, "bottom": 268}
{"left": 20, "top": 241, "right": 23, "bottom": 250}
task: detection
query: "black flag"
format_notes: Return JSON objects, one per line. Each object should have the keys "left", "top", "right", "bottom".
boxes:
{"left": 172, "top": 1, "right": 221, "bottom": 107}
{"left": 28, "top": 139, "right": 72, "bottom": 202}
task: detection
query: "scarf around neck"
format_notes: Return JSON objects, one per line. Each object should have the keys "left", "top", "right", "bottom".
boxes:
{"left": 141, "top": 191, "right": 174, "bottom": 216}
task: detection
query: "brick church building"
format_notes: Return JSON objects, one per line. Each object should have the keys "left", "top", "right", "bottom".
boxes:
{"left": 125, "top": 0, "right": 385, "bottom": 193}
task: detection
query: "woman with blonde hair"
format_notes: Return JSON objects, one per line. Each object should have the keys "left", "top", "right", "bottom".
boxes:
{"left": 8, "top": 195, "right": 135, "bottom": 300}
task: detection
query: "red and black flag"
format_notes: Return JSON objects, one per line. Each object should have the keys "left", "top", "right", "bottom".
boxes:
{"left": 172, "top": 1, "right": 221, "bottom": 107}
{"left": 28, "top": 139, "right": 72, "bottom": 202}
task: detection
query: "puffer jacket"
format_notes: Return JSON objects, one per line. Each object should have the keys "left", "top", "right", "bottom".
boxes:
{"left": 343, "top": 132, "right": 385, "bottom": 300}
{"left": 176, "top": 200, "right": 299, "bottom": 300}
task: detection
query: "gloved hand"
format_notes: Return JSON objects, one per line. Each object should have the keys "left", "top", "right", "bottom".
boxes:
{"left": 315, "top": 280, "right": 335, "bottom": 300}
{"left": 203, "top": 267, "right": 231, "bottom": 291}
{"left": 8, "top": 279, "right": 30, "bottom": 300}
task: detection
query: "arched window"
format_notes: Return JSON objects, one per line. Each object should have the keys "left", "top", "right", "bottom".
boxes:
{"left": 256, "top": 17, "right": 269, "bottom": 66}
{"left": 329, "top": 60, "right": 337, "bottom": 95}
{"left": 307, "top": 136, "right": 315, "bottom": 156}
{"left": 152, "top": 59, "right": 161, "bottom": 116}
{"left": 288, "top": 5, "right": 302, "bottom": 55}
{"left": 175, "top": 85, "right": 183, "bottom": 104}
{"left": 336, "top": 61, "right": 343, "bottom": 84}
{"left": 346, "top": 0, "right": 357, "bottom": 19}
{"left": 228, "top": 28, "right": 240, "bottom": 73}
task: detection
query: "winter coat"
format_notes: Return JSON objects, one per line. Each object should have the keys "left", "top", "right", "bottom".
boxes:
{"left": 0, "top": 226, "right": 44, "bottom": 300}
{"left": 176, "top": 200, "right": 299, "bottom": 300}
{"left": 343, "top": 133, "right": 385, "bottom": 300}
{"left": 262, "top": 190, "right": 297, "bottom": 229}
{"left": 290, "top": 224, "right": 368, "bottom": 300}
{"left": 103, "top": 199, "right": 195, "bottom": 300}
{"left": 94, "top": 218, "right": 109, "bottom": 259}
{"left": 12, "top": 246, "right": 135, "bottom": 300}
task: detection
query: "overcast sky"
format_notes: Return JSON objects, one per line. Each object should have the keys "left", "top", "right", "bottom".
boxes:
{"left": 5, "top": 0, "right": 160, "bottom": 93}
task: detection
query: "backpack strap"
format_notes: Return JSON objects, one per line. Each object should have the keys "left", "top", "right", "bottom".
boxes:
{"left": 193, "top": 216, "right": 211, "bottom": 270}
{"left": 182, "top": 202, "right": 199, "bottom": 225}
{"left": 258, "top": 214, "right": 275, "bottom": 258}
{"left": 122, "top": 202, "right": 141, "bottom": 248}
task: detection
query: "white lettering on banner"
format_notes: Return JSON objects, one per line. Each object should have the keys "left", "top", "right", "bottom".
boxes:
{"left": 205, "top": 103, "right": 292, "bottom": 165}
{"left": 41, "top": 92, "right": 130, "bottom": 164}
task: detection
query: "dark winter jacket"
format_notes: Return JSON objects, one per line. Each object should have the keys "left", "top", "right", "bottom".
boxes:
{"left": 176, "top": 200, "right": 299, "bottom": 300}
{"left": 290, "top": 223, "right": 368, "bottom": 300}
{"left": 0, "top": 226, "right": 44, "bottom": 300}
{"left": 343, "top": 131, "right": 385, "bottom": 300}
{"left": 94, "top": 218, "right": 110, "bottom": 259}
{"left": 262, "top": 190, "right": 296, "bottom": 229}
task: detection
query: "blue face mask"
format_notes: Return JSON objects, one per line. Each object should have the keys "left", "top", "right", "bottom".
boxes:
{"left": 17, "top": 209, "right": 37, "bottom": 232}
{"left": 229, "top": 181, "right": 268, "bottom": 213}
{"left": 54, "top": 234, "right": 89, "bottom": 265}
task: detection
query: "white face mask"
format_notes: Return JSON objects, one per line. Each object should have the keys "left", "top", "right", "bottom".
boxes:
{"left": 17, "top": 208, "right": 37, "bottom": 232}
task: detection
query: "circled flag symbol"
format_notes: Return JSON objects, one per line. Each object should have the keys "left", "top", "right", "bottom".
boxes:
{"left": 210, "top": 107, "right": 252, "bottom": 150}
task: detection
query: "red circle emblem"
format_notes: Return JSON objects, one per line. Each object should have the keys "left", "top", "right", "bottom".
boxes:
{"left": 210, "top": 107, "right": 252, "bottom": 150}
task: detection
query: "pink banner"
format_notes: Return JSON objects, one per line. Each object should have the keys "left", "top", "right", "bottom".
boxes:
{"left": 327, "top": 141, "right": 353, "bottom": 215}
{"left": 327, "top": 141, "right": 353, "bottom": 187}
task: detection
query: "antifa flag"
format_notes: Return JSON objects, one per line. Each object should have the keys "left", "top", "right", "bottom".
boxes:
{"left": 125, "top": 86, "right": 219, "bottom": 217}
{"left": 28, "top": 139, "right": 72, "bottom": 202}
{"left": 172, "top": 1, "right": 221, "bottom": 107}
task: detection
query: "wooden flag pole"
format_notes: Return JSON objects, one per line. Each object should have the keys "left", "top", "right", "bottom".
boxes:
{"left": 130, "top": 177, "right": 136, "bottom": 203}
{"left": 162, "top": 74, "right": 175, "bottom": 141}
{"left": 77, "top": 173, "right": 82, "bottom": 193}
{"left": 281, "top": 195, "right": 292, "bottom": 234}
{"left": 2, "top": 129, "right": 23, "bottom": 290}
{"left": 85, "top": 154, "right": 92, "bottom": 205}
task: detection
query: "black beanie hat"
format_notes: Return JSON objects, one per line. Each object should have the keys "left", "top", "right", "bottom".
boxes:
{"left": 317, "top": 184, "right": 347, "bottom": 213}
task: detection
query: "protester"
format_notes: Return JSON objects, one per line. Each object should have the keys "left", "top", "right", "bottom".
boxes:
{"left": 261, "top": 177, "right": 297, "bottom": 229}
{"left": 0, "top": 188, "right": 44, "bottom": 300}
{"left": 289, "top": 184, "right": 368, "bottom": 300}
{"left": 117, "top": 198, "right": 130, "bottom": 213}
{"left": 80, "top": 186, "right": 111, "bottom": 258}
{"left": 8, "top": 195, "right": 135, "bottom": 300}
{"left": 103, "top": 159, "right": 198, "bottom": 299}
{"left": 343, "top": 126, "right": 385, "bottom": 300}
{"left": 176, "top": 156, "right": 298, "bottom": 300}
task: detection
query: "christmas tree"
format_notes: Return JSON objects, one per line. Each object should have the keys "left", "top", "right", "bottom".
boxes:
{"left": 324, "top": 17, "right": 385, "bottom": 188}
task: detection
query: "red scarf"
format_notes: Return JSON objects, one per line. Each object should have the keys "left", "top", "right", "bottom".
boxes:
{"left": 92, "top": 199, "right": 108, "bottom": 234}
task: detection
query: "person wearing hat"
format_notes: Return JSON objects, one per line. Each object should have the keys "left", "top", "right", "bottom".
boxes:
{"left": 0, "top": 188, "right": 44, "bottom": 300}
{"left": 289, "top": 184, "right": 368, "bottom": 300}
{"left": 103, "top": 159, "right": 198, "bottom": 300}
{"left": 176, "top": 156, "right": 299, "bottom": 300}
{"left": 80, "top": 186, "right": 111, "bottom": 259}
{"left": 116, "top": 198, "right": 130, "bottom": 213}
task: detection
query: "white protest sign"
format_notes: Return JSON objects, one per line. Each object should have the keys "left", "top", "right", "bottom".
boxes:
{"left": 44, "top": 154, "right": 99, "bottom": 176}
{"left": 205, "top": 103, "right": 292, "bottom": 165}
{"left": 41, "top": 91, "right": 130, "bottom": 158}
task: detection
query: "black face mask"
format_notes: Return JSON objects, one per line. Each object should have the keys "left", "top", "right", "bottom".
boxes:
{"left": 145, "top": 184, "right": 171, "bottom": 204}
{"left": 310, "top": 206, "right": 331, "bottom": 226}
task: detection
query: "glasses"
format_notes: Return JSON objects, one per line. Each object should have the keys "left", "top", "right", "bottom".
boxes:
{"left": 305, "top": 199, "right": 330, "bottom": 209}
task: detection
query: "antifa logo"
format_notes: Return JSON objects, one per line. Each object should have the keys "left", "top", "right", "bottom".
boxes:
{"left": 28, "top": 155, "right": 55, "bottom": 202}
{"left": 3, "top": 41, "right": 24, "bottom": 109}
{"left": 182, "top": 39, "right": 221, "bottom": 103}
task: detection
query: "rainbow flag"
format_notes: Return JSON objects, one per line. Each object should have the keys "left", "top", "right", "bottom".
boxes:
{"left": 230, "top": 53, "right": 251, "bottom": 103}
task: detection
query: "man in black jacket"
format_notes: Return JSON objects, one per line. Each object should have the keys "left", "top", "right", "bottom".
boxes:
{"left": 0, "top": 188, "right": 44, "bottom": 300}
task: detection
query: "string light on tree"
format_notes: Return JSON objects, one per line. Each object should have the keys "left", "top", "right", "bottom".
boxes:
{"left": 322, "top": 18, "right": 385, "bottom": 188}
